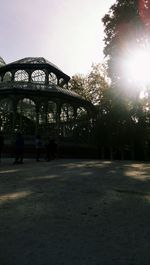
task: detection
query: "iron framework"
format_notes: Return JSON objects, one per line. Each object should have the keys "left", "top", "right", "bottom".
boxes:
{"left": 0, "top": 57, "right": 95, "bottom": 148}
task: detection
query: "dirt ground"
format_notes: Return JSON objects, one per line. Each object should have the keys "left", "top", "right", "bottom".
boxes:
{"left": 0, "top": 158, "right": 150, "bottom": 265}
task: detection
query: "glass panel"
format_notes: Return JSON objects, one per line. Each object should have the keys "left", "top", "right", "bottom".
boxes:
{"left": 14, "top": 70, "right": 29, "bottom": 82}
{"left": 60, "top": 104, "right": 74, "bottom": 121}
{"left": 49, "top": 73, "right": 57, "bottom": 85}
{"left": 59, "top": 78, "right": 64, "bottom": 87}
{"left": 47, "top": 101, "right": 57, "bottom": 123}
{"left": 3, "top": 72, "right": 12, "bottom": 82}
{"left": 31, "top": 70, "right": 45, "bottom": 83}
{"left": 17, "top": 98, "right": 36, "bottom": 120}
{"left": 17, "top": 98, "right": 36, "bottom": 135}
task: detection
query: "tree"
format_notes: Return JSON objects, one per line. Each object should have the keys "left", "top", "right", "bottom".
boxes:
{"left": 101, "top": 0, "right": 150, "bottom": 160}
{"left": 69, "top": 64, "right": 113, "bottom": 150}
{"left": 102, "top": 0, "right": 150, "bottom": 97}
{"left": 68, "top": 73, "right": 88, "bottom": 99}
{"left": 69, "top": 63, "right": 110, "bottom": 105}
{"left": 86, "top": 63, "right": 110, "bottom": 105}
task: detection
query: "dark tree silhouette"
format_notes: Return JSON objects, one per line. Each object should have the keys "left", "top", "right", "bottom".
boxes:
{"left": 100, "top": 0, "right": 150, "bottom": 160}
{"left": 102, "top": 0, "right": 150, "bottom": 94}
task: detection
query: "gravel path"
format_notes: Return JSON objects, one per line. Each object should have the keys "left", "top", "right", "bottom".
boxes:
{"left": 0, "top": 159, "right": 150, "bottom": 265}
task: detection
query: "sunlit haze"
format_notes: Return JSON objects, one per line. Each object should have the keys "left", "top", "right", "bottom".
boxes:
{"left": 124, "top": 48, "right": 150, "bottom": 84}
{"left": 0, "top": 0, "right": 115, "bottom": 76}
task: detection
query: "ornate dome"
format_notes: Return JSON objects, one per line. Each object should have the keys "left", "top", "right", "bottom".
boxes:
{"left": 9, "top": 57, "right": 64, "bottom": 74}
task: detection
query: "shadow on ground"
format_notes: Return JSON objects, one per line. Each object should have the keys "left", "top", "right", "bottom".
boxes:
{"left": 0, "top": 159, "right": 150, "bottom": 265}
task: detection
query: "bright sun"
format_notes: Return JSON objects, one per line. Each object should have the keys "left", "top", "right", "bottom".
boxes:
{"left": 124, "top": 48, "right": 150, "bottom": 84}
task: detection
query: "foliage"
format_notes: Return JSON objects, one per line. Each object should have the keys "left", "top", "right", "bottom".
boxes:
{"left": 98, "top": 0, "right": 150, "bottom": 160}
{"left": 86, "top": 63, "right": 110, "bottom": 105}
{"left": 68, "top": 73, "right": 87, "bottom": 99}
{"left": 102, "top": 0, "right": 150, "bottom": 103}
{"left": 69, "top": 63, "right": 110, "bottom": 105}
{"left": 102, "top": 0, "right": 140, "bottom": 88}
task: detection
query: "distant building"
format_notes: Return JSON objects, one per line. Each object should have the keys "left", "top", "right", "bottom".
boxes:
{"left": 0, "top": 57, "right": 95, "bottom": 153}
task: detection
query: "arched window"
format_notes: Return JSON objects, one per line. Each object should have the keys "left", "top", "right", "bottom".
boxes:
{"left": 31, "top": 70, "right": 45, "bottom": 83}
{"left": 3, "top": 72, "right": 12, "bottom": 82}
{"left": 59, "top": 78, "right": 64, "bottom": 87}
{"left": 60, "top": 104, "right": 74, "bottom": 121}
{"left": 17, "top": 98, "right": 36, "bottom": 121}
{"left": 38, "top": 101, "right": 57, "bottom": 127}
{"left": 49, "top": 72, "right": 57, "bottom": 85}
{"left": 17, "top": 98, "right": 36, "bottom": 135}
{"left": 14, "top": 70, "right": 29, "bottom": 82}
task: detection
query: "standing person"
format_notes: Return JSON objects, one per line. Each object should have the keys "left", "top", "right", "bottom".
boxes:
{"left": 35, "top": 135, "right": 43, "bottom": 161}
{"left": 13, "top": 132, "right": 24, "bottom": 164}
{"left": 0, "top": 131, "right": 4, "bottom": 163}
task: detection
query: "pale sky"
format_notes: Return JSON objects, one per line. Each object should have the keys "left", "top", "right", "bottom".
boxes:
{"left": 0, "top": 0, "right": 115, "bottom": 76}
